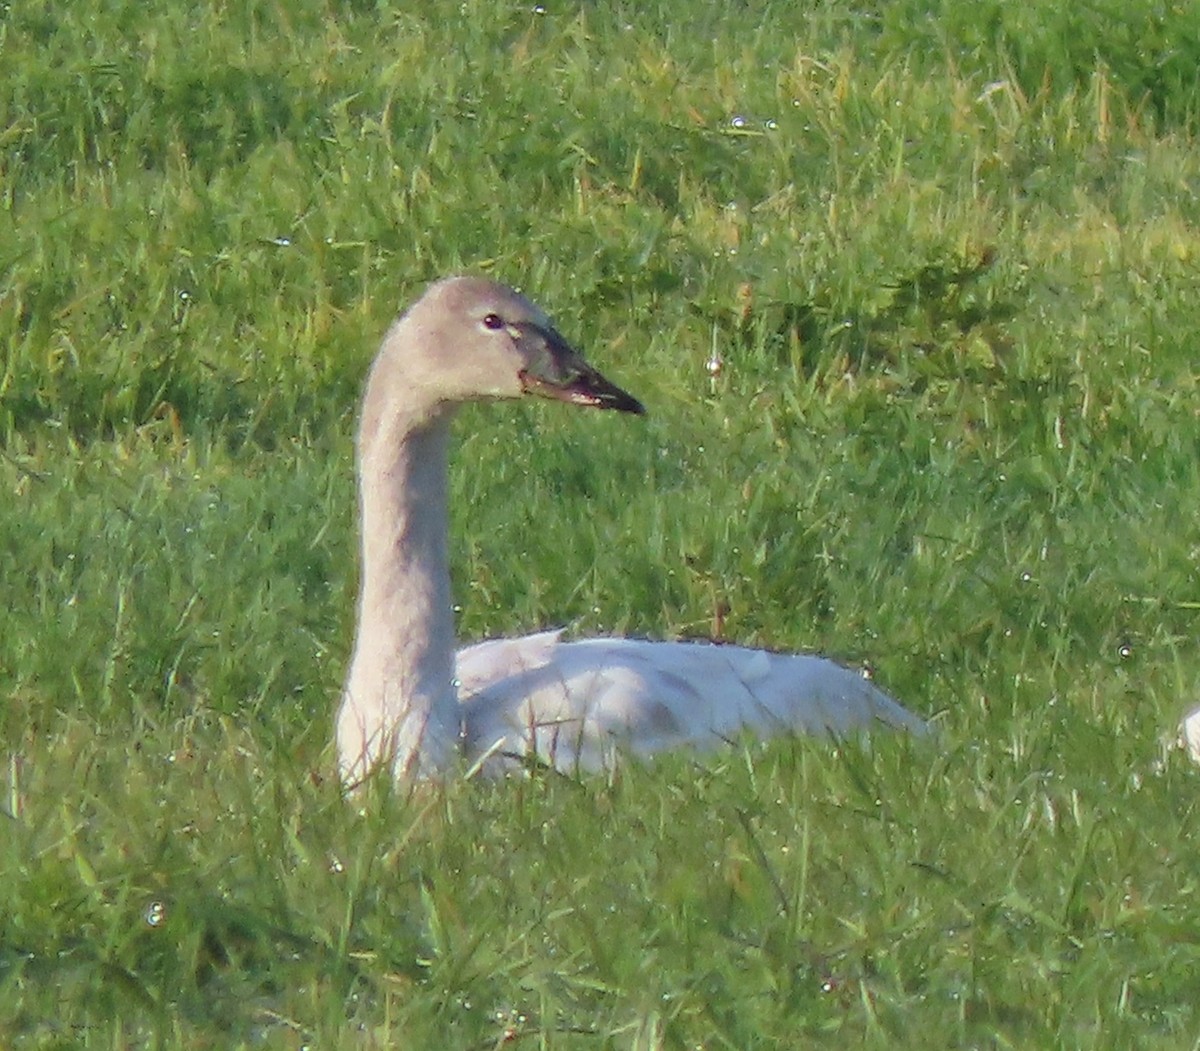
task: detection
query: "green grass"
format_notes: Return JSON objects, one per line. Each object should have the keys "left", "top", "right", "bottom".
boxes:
{"left": 3, "top": 0, "right": 1200, "bottom": 1046}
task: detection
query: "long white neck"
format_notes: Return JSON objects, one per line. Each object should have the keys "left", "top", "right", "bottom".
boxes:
{"left": 337, "top": 372, "right": 461, "bottom": 782}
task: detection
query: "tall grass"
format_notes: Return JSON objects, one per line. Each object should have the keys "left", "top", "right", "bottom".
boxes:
{"left": 3, "top": 1, "right": 1199, "bottom": 1046}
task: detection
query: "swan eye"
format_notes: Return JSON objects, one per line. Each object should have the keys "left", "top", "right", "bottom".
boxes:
{"left": 481, "top": 313, "right": 504, "bottom": 330}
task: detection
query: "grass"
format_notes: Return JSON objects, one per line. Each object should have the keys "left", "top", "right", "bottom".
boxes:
{"left": 3, "top": 0, "right": 1200, "bottom": 1046}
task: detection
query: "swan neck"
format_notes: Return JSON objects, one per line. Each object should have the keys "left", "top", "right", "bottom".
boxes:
{"left": 340, "top": 399, "right": 460, "bottom": 780}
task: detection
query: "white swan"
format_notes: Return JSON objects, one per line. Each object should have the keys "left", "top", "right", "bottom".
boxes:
{"left": 336, "top": 276, "right": 925, "bottom": 783}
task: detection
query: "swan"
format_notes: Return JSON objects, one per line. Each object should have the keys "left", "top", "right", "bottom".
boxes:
{"left": 336, "top": 276, "right": 926, "bottom": 782}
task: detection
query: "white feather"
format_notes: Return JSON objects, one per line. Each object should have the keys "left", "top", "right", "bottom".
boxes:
{"left": 457, "top": 632, "right": 926, "bottom": 774}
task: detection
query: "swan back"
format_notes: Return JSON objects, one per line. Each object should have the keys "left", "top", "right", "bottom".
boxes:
{"left": 456, "top": 634, "right": 926, "bottom": 773}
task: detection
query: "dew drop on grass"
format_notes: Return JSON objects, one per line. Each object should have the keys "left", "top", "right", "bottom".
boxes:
{"left": 1118, "top": 641, "right": 1133, "bottom": 659}
{"left": 145, "top": 900, "right": 166, "bottom": 927}
{"left": 730, "top": 114, "right": 748, "bottom": 128}
{"left": 765, "top": 118, "right": 778, "bottom": 130}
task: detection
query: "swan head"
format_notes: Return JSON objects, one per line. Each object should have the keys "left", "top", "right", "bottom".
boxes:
{"left": 374, "top": 276, "right": 645, "bottom": 418}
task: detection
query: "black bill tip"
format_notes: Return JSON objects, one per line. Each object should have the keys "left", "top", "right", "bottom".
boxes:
{"left": 561, "top": 370, "right": 646, "bottom": 415}
{"left": 516, "top": 322, "right": 647, "bottom": 416}
{"left": 520, "top": 366, "right": 646, "bottom": 415}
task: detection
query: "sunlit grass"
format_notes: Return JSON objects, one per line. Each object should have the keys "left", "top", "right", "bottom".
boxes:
{"left": 3, "top": 0, "right": 1199, "bottom": 1046}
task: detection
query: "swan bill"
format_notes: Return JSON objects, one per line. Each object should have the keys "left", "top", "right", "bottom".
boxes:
{"left": 522, "top": 366, "right": 646, "bottom": 414}
{"left": 514, "top": 322, "right": 646, "bottom": 415}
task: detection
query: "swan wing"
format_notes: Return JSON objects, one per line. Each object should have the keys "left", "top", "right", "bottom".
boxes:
{"left": 455, "top": 635, "right": 925, "bottom": 774}
{"left": 455, "top": 629, "right": 565, "bottom": 696}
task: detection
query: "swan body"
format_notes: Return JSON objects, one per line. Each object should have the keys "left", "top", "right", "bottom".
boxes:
{"left": 455, "top": 632, "right": 924, "bottom": 774}
{"left": 336, "top": 276, "right": 925, "bottom": 783}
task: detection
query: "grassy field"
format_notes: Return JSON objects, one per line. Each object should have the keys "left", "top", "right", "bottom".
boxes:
{"left": 3, "top": 0, "right": 1200, "bottom": 1046}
